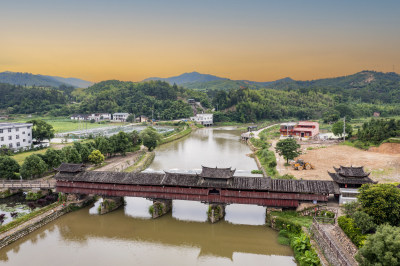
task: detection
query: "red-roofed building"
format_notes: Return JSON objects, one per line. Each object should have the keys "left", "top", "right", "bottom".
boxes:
{"left": 280, "top": 121, "right": 319, "bottom": 138}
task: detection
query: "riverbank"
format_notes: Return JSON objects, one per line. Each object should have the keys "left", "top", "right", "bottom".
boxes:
{"left": 159, "top": 126, "right": 193, "bottom": 145}
{"left": 0, "top": 196, "right": 93, "bottom": 249}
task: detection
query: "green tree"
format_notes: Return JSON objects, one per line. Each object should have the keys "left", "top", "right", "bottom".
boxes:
{"left": 62, "top": 146, "right": 82, "bottom": 164}
{"left": 44, "top": 148, "right": 66, "bottom": 169}
{"left": 88, "top": 150, "right": 105, "bottom": 165}
{"left": 110, "top": 131, "right": 132, "bottom": 156}
{"left": 353, "top": 211, "right": 376, "bottom": 234}
{"left": 275, "top": 138, "right": 301, "bottom": 164}
{"left": 356, "top": 224, "right": 400, "bottom": 266}
{"left": 27, "top": 119, "right": 55, "bottom": 142}
{"left": 358, "top": 184, "right": 400, "bottom": 226}
{"left": 20, "top": 154, "right": 48, "bottom": 179}
{"left": 129, "top": 130, "right": 141, "bottom": 147}
{"left": 0, "top": 156, "right": 20, "bottom": 179}
{"left": 139, "top": 127, "right": 161, "bottom": 151}
{"left": 332, "top": 120, "right": 353, "bottom": 138}
{"left": 95, "top": 137, "right": 113, "bottom": 157}
{"left": 126, "top": 114, "right": 136, "bottom": 123}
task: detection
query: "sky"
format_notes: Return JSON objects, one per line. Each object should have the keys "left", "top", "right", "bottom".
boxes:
{"left": 1, "top": 0, "right": 400, "bottom": 82}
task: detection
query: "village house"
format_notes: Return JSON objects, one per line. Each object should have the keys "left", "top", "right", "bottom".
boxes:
{"left": 280, "top": 121, "right": 319, "bottom": 138}
{"left": 190, "top": 113, "right": 213, "bottom": 126}
{"left": 112, "top": 113, "right": 130, "bottom": 122}
{"left": 87, "top": 113, "right": 111, "bottom": 122}
{"left": 70, "top": 114, "right": 89, "bottom": 121}
{"left": 136, "top": 115, "right": 149, "bottom": 123}
{"left": 0, "top": 123, "right": 33, "bottom": 150}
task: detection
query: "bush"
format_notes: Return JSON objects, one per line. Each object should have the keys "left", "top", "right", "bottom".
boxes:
{"left": 291, "top": 233, "right": 320, "bottom": 266}
{"left": 338, "top": 216, "right": 366, "bottom": 247}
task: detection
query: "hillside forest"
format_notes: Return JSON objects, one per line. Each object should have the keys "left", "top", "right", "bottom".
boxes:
{"left": 1, "top": 71, "right": 400, "bottom": 122}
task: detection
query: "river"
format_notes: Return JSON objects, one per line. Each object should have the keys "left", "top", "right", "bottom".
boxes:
{"left": 0, "top": 127, "right": 295, "bottom": 266}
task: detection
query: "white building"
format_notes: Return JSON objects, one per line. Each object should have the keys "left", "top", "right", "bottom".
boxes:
{"left": 190, "top": 113, "right": 213, "bottom": 126}
{"left": 112, "top": 113, "right": 130, "bottom": 122}
{"left": 0, "top": 123, "right": 33, "bottom": 150}
{"left": 70, "top": 114, "right": 89, "bottom": 121}
{"left": 88, "top": 113, "right": 111, "bottom": 122}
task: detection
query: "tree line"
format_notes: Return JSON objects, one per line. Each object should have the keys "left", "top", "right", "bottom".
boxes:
{"left": 0, "top": 127, "right": 163, "bottom": 180}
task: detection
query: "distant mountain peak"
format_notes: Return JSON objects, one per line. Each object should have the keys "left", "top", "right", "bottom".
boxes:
{"left": 0, "top": 71, "right": 93, "bottom": 88}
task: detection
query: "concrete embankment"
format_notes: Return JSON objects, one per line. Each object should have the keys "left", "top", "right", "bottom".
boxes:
{"left": 0, "top": 197, "right": 93, "bottom": 250}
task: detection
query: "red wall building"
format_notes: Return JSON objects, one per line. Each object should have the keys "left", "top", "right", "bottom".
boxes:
{"left": 280, "top": 121, "right": 319, "bottom": 138}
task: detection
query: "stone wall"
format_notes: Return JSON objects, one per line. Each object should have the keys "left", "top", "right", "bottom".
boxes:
{"left": 0, "top": 207, "right": 67, "bottom": 249}
{"left": 311, "top": 223, "right": 357, "bottom": 266}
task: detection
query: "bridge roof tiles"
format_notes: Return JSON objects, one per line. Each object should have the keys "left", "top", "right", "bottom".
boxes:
{"left": 270, "top": 179, "right": 339, "bottom": 194}
{"left": 56, "top": 170, "right": 339, "bottom": 194}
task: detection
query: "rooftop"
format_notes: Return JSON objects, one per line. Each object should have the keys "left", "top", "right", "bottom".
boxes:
{"left": 0, "top": 123, "right": 33, "bottom": 129}
{"left": 200, "top": 166, "right": 235, "bottom": 179}
{"left": 55, "top": 164, "right": 340, "bottom": 194}
{"left": 280, "top": 122, "right": 297, "bottom": 126}
{"left": 113, "top": 113, "right": 129, "bottom": 115}
{"left": 298, "top": 121, "right": 319, "bottom": 125}
{"left": 55, "top": 163, "right": 86, "bottom": 173}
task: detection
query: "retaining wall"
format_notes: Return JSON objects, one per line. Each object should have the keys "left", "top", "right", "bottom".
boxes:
{"left": 311, "top": 223, "right": 357, "bottom": 266}
{"left": 0, "top": 207, "right": 67, "bottom": 249}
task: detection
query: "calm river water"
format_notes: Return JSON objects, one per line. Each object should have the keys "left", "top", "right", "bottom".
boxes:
{"left": 0, "top": 127, "right": 295, "bottom": 266}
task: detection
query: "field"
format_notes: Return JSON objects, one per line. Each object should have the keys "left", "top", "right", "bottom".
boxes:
{"left": 274, "top": 143, "right": 400, "bottom": 183}
{"left": 12, "top": 149, "right": 48, "bottom": 165}
{"left": 0, "top": 115, "right": 124, "bottom": 133}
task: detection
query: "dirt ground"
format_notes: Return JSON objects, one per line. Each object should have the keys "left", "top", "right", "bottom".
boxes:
{"left": 94, "top": 150, "right": 142, "bottom": 172}
{"left": 273, "top": 141, "right": 400, "bottom": 183}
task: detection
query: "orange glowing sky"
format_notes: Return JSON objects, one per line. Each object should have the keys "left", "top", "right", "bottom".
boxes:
{"left": 1, "top": 0, "right": 400, "bottom": 82}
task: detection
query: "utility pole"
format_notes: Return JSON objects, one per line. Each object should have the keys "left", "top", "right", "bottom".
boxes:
{"left": 343, "top": 116, "right": 346, "bottom": 142}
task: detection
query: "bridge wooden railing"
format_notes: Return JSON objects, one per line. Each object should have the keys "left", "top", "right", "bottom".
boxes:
{"left": 0, "top": 180, "right": 55, "bottom": 189}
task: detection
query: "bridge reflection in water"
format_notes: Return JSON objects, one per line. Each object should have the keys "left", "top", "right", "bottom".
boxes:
{"left": 0, "top": 198, "right": 296, "bottom": 266}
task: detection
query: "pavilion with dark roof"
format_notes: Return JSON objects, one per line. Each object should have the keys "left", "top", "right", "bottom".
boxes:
{"left": 328, "top": 166, "right": 376, "bottom": 188}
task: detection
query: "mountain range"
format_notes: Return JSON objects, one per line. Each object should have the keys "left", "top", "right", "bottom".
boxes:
{"left": 0, "top": 71, "right": 93, "bottom": 88}
{"left": 144, "top": 71, "right": 294, "bottom": 90}
{"left": 143, "top": 70, "right": 400, "bottom": 91}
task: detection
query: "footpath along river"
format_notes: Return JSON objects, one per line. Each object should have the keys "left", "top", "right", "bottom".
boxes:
{"left": 0, "top": 127, "right": 295, "bottom": 266}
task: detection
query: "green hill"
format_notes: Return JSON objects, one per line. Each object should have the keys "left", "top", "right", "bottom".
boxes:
{"left": 0, "top": 71, "right": 93, "bottom": 88}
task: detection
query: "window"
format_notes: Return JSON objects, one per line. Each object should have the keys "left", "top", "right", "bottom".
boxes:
{"left": 16, "top": 128, "right": 19, "bottom": 132}
{"left": 22, "top": 131, "right": 25, "bottom": 134}
{"left": 8, "top": 136, "right": 12, "bottom": 140}
{"left": 28, "top": 133, "right": 30, "bottom": 136}
{"left": 0, "top": 129, "right": 3, "bottom": 133}
{"left": 8, "top": 129, "right": 11, "bottom": 133}
{"left": 0, "top": 137, "right": 3, "bottom": 141}
{"left": 28, "top": 140, "right": 31, "bottom": 143}
{"left": 8, "top": 143, "right": 12, "bottom": 148}
{"left": 17, "top": 142, "right": 20, "bottom": 147}
{"left": 16, "top": 135, "right": 19, "bottom": 139}
{"left": 23, "top": 139, "right": 26, "bottom": 142}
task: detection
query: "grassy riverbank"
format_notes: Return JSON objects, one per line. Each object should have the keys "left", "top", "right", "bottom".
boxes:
{"left": 159, "top": 127, "right": 192, "bottom": 145}
{"left": 123, "top": 151, "right": 155, "bottom": 173}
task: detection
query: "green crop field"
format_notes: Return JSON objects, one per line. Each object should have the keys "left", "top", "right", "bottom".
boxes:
{"left": 0, "top": 115, "right": 125, "bottom": 133}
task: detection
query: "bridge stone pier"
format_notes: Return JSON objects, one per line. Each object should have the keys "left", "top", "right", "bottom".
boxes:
{"left": 150, "top": 199, "right": 172, "bottom": 218}
{"left": 99, "top": 196, "right": 124, "bottom": 215}
{"left": 208, "top": 204, "right": 225, "bottom": 223}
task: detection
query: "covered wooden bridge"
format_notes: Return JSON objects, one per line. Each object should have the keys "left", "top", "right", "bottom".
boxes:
{"left": 55, "top": 164, "right": 339, "bottom": 208}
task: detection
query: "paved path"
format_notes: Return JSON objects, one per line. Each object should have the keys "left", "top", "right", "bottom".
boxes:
{"left": 252, "top": 123, "right": 279, "bottom": 139}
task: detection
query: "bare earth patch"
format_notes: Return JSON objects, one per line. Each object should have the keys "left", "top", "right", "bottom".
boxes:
{"left": 274, "top": 143, "right": 400, "bottom": 183}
